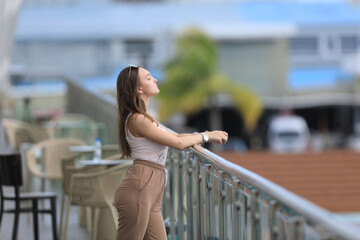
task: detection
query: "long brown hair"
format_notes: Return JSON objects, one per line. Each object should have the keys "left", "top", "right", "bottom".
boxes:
{"left": 116, "top": 66, "right": 157, "bottom": 158}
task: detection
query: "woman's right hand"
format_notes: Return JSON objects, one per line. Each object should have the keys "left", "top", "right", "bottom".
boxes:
{"left": 207, "top": 131, "right": 228, "bottom": 145}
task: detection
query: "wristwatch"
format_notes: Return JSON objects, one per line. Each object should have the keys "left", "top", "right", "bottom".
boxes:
{"left": 200, "top": 132, "right": 209, "bottom": 143}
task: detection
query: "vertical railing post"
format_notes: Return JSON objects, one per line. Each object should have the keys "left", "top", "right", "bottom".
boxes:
{"left": 293, "top": 217, "right": 305, "bottom": 240}
{"left": 197, "top": 158, "right": 204, "bottom": 240}
{"left": 286, "top": 218, "right": 295, "bottom": 240}
{"left": 240, "top": 183, "right": 248, "bottom": 240}
{"left": 232, "top": 179, "right": 242, "bottom": 240}
{"left": 270, "top": 201, "right": 279, "bottom": 240}
{"left": 218, "top": 171, "right": 228, "bottom": 240}
{"left": 205, "top": 164, "right": 215, "bottom": 239}
{"left": 169, "top": 150, "right": 176, "bottom": 240}
{"left": 276, "top": 209, "right": 285, "bottom": 240}
{"left": 260, "top": 197, "right": 274, "bottom": 240}
{"left": 186, "top": 151, "right": 193, "bottom": 240}
{"left": 249, "top": 189, "right": 260, "bottom": 240}
{"left": 178, "top": 151, "right": 184, "bottom": 240}
{"left": 192, "top": 155, "right": 199, "bottom": 239}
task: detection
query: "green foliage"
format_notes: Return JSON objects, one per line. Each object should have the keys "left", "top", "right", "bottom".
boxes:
{"left": 157, "top": 27, "right": 263, "bottom": 131}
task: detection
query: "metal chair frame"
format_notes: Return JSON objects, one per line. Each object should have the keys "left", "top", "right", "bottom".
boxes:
{"left": 0, "top": 153, "right": 57, "bottom": 240}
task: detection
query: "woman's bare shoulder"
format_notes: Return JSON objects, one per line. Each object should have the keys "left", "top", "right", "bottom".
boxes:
{"left": 131, "top": 113, "right": 152, "bottom": 125}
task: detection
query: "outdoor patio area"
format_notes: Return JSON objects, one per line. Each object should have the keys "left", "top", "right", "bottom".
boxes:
{"left": 0, "top": 124, "right": 90, "bottom": 240}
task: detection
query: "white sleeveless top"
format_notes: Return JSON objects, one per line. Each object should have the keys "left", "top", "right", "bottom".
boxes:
{"left": 126, "top": 114, "right": 169, "bottom": 166}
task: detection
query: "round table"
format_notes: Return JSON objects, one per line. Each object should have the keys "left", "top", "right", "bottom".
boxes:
{"left": 68, "top": 145, "right": 96, "bottom": 153}
{"left": 77, "top": 159, "right": 132, "bottom": 166}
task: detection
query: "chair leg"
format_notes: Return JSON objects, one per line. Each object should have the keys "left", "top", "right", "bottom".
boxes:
{"left": 32, "top": 199, "right": 39, "bottom": 240}
{"left": 59, "top": 193, "right": 66, "bottom": 240}
{"left": 63, "top": 200, "right": 71, "bottom": 240}
{"left": 86, "top": 207, "right": 92, "bottom": 231}
{"left": 27, "top": 174, "right": 33, "bottom": 223}
{"left": 41, "top": 179, "right": 45, "bottom": 220}
{"left": 50, "top": 197, "right": 58, "bottom": 240}
{"left": 12, "top": 200, "right": 20, "bottom": 240}
{"left": 0, "top": 196, "right": 3, "bottom": 227}
{"left": 110, "top": 204, "right": 118, "bottom": 230}
{"left": 91, "top": 208, "right": 100, "bottom": 240}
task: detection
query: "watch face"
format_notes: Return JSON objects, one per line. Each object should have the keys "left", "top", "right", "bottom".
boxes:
{"left": 201, "top": 133, "right": 209, "bottom": 142}
{"left": 205, "top": 134, "right": 209, "bottom": 142}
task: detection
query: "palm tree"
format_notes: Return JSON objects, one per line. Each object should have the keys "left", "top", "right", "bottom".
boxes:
{"left": 157, "top": 28, "right": 263, "bottom": 144}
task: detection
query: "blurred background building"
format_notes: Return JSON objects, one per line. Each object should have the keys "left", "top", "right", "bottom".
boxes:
{"left": 8, "top": 0, "right": 360, "bottom": 151}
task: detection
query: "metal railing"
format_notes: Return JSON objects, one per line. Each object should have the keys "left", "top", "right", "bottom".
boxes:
{"left": 64, "top": 73, "right": 360, "bottom": 240}
{"left": 162, "top": 145, "right": 360, "bottom": 240}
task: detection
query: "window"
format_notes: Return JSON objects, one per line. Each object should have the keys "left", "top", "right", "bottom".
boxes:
{"left": 278, "top": 131, "right": 300, "bottom": 138}
{"left": 125, "top": 40, "right": 153, "bottom": 68}
{"left": 290, "top": 37, "right": 319, "bottom": 55}
{"left": 340, "top": 35, "right": 359, "bottom": 54}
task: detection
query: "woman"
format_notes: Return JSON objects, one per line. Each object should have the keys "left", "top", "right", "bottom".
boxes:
{"left": 115, "top": 65, "right": 228, "bottom": 240}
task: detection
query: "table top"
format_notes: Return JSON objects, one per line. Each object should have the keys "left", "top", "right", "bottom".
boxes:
{"left": 78, "top": 159, "right": 132, "bottom": 166}
{"left": 68, "top": 145, "right": 119, "bottom": 153}
{"left": 68, "top": 145, "right": 96, "bottom": 152}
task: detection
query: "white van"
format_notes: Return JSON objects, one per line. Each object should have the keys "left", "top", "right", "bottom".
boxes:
{"left": 268, "top": 115, "right": 310, "bottom": 153}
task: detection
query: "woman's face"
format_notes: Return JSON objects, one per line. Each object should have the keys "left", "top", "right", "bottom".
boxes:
{"left": 137, "top": 67, "right": 159, "bottom": 97}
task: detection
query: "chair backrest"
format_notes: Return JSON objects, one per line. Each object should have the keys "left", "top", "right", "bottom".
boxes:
{"left": 98, "top": 163, "right": 132, "bottom": 229}
{"left": 69, "top": 163, "right": 131, "bottom": 205}
{"left": 61, "top": 153, "right": 105, "bottom": 194}
{"left": 104, "top": 153, "right": 122, "bottom": 160}
{"left": 2, "top": 119, "right": 32, "bottom": 151}
{"left": 24, "top": 123, "right": 50, "bottom": 143}
{"left": 26, "top": 138, "right": 86, "bottom": 180}
{"left": 1, "top": 118, "right": 49, "bottom": 150}
{"left": 0, "top": 153, "right": 23, "bottom": 187}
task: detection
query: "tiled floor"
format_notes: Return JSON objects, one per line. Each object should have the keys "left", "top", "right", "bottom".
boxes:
{"left": 0, "top": 193, "right": 91, "bottom": 240}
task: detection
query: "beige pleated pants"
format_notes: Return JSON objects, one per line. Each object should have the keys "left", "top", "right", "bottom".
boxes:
{"left": 115, "top": 159, "right": 167, "bottom": 240}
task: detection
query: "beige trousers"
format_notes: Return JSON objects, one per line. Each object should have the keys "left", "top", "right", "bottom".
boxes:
{"left": 115, "top": 159, "right": 167, "bottom": 240}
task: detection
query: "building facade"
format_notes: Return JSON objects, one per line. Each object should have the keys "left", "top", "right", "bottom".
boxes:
{"left": 10, "top": 1, "right": 360, "bottom": 148}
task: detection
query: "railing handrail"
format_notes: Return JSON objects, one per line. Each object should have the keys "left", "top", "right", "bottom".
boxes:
{"left": 189, "top": 144, "right": 360, "bottom": 240}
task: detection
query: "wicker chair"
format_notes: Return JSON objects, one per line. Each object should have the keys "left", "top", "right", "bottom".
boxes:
{"left": 59, "top": 146, "right": 122, "bottom": 229}
{"left": 25, "top": 138, "right": 86, "bottom": 192}
{"left": 103, "top": 153, "right": 122, "bottom": 160}
{"left": 62, "top": 162, "right": 132, "bottom": 240}
{"left": 1, "top": 118, "right": 49, "bottom": 151}
{"left": 59, "top": 154, "right": 106, "bottom": 240}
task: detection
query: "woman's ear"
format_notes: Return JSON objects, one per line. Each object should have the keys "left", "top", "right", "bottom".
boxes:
{"left": 137, "top": 87, "right": 143, "bottom": 94}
